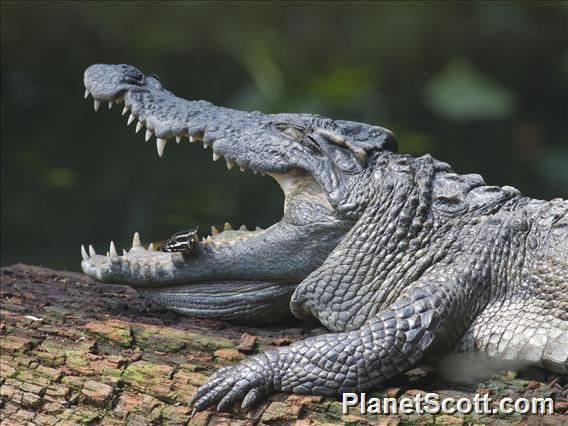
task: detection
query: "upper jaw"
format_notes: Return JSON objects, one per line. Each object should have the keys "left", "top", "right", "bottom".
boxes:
{"left": 84, "top": 64, "right": 298, "bottom": 178}
{"left": 84, "top": 66, "right": 403, "bottom": 225}
{"left": 82, "top": 64, "right": 394, "bottom": 205}
{"left": 82, "top": 64, "right": 372, "bottom": 202}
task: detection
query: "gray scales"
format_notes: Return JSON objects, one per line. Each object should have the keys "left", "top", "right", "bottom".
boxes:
{"left": 81, "top": 64, "right": 567, "bottom": 414}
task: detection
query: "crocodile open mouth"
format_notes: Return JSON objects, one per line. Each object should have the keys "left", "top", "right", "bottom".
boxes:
{"left": 80, "top": 89, "right": 331, "bottom": 260}
{"left": 79, "top": 64, "right": 356, "bottom": 322}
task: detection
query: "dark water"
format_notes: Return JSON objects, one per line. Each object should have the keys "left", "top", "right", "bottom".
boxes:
{"left": 2, "top": 2, "right": 567, "bottom": 271}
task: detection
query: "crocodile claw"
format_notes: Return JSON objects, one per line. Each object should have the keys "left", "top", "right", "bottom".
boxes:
{"left": 190, "top": 358, "right": 272, "bottom": 413}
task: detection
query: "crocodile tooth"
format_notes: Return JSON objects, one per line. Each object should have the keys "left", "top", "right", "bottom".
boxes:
{"left": 206, "top": 236, "right": 212, "bottom": 243}
{"left": 81, "top": 245, "right": 89, "bottom": 260}
{"left": 127, "top": 114, "right": 135, "bottom": 126}
{"left": 122, "top": 106, "right": 128, "bottom": 116}
{"left": 239, "top": 224, "right": 247, "bottom": 231}
{"left": 224, "top": 222, "right": 232, "bottom": 231}
{"left": 122, "top": 249, "right": 127, "bottom": 255}
{"left": 239, "top": 166, "right": 247, "bottom": 172}
{"left": 156, "top": 138, "right": 167, "bottom": 157}
{"left": 252, "top": 170, "right": 258, "bottom": 175}
{"left": 108, "top": 101, "right": 113, "bottom": 110}
{"left": 226, "top": 160, "right": 235, "bottom": 170}
{"left": 93, "top": 100, "right": 101, "bottom": 111}
{"left": 88, "top": 245, "right": 97, "bottom": 257}
{"left": 189, "top": 136, "right": 196, "bottom": 142}
{"left": 175, "top": 136, "right": 182, "bottom": 143}
{"left": 213, "top": 152, "right": 220, "bottom": 161}
{"left": 145, "top": 130, "right": 153, "bottom": 142}
{"left": 148, "top": 243, "right": 156, "bottom": 251}
{"left": 84, "top": 89, "right": 90, "bottom": 99}
{"left": 202, "top": 142, "right": 207, "bottom": 149}
{"left": 211, "top": 226, "right": 219, "bottom": 235}
{"left": 132, "top": 232, "right": 142, "bottom": 248}
{"left": 255, "top": 226, "right": 262, "bottom": 231}
{"left": 109, "top": 241, "right": 118, "bottom": 257}
{"left": 135, "top": 121, "right": 144, "bottom": 133}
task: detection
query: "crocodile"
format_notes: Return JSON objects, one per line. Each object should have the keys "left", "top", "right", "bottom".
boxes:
{"left": 81, "top": 64, "right": 568, "bottom": 414}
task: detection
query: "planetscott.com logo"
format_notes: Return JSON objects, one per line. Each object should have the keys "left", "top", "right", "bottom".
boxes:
{"left": 342, "top": 392, "right": 554, "bottom": 415}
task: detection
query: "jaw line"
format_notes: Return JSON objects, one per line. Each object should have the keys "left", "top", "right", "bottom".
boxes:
{"left": 80, "top": 164, "right": 344, "bottom": 288}
{"left": 81, "top": 210, "right": 344, "bottom": 288}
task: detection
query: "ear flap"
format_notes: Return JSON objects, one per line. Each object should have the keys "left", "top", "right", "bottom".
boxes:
{"left": 307, "top": 122, "right": 397, "bottom": 174}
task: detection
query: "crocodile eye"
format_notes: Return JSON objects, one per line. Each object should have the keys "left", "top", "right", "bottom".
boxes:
{"left": 274, "top": 123, "right": 305, "bottom": 141}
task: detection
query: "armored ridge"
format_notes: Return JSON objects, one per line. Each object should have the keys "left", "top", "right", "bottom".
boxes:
{"left": 81, "top": 64, "right": 568, "bottom": 414}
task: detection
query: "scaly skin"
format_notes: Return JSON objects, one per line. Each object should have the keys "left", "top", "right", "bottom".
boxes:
{"left": 81, "top": 64, "right": 568, "bottom": 414}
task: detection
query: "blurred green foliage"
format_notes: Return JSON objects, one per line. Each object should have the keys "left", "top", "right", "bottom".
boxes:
{"left": 1, "top": 1, "right": 567, "bottom": 270}
{"left": 424, "top": 60, "right": 517, "bottom": 121}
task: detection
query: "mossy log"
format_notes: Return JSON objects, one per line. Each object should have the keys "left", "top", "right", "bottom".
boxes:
{"left": 0, "top": 265, "right": 566, "bottom": 425}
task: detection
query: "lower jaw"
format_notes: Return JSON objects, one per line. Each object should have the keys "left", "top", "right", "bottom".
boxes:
{"left": 140, "top": 280, "right": 298, "bottom": 324}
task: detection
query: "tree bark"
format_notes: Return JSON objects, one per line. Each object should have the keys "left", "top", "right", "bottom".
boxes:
{"left": 0, "top": 265, "right": 565, "bottom": 425}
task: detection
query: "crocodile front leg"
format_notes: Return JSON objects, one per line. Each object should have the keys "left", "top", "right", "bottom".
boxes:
{"left": 191, "top": 270, "right": 478, "bottom": 412}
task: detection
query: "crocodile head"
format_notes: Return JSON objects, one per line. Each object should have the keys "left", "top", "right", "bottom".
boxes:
{"left": 80, "top": 64, "right": 397, "bottom": 323}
